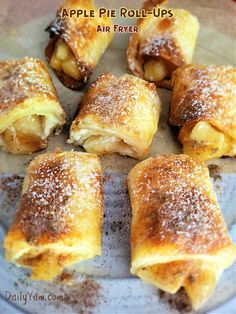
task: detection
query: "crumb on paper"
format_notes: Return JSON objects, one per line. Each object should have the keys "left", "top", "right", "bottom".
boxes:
{"left": 208, "top": 164, "right": 222, "bottom": 182}
{"left": 158, "top": 288, "right": 192, "bottom": 313}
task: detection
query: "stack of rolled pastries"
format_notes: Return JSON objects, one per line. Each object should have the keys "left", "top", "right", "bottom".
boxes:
{"left": 1, "top": 0, "right": 236, "bottom": 311}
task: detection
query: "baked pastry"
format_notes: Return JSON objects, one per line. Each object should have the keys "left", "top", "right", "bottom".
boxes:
{"left": 4, "top": 150, "right": 103, "bottom": 281}
{"left": 45, "top": 0, "right": 114, "bottom": 90}
{"left": 0, "top": 57, "right": 65, "bottom": 154}
{"left": 170, "top": 64, "right": 236, "bottom": 161}
{"left": 127, "top": 0, "right": 199, "bottom": 88}
{"left": 69, "top": 73, "right": 160, "bottom": 159}
{"left": 127, "top": 154, "right": 236, "bottom": 310}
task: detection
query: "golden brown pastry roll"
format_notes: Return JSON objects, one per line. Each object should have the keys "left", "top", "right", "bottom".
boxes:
{"left": 127, "top": 154, "right": 236, "bottom": 310}
{"left": 45, "top": 0, "right": 114, "bottom": 90}
{"left": 4, "top": 150, "right": 103, "bottom": 281}
{"left": 0, "top": 57, "right": 65, "bottom": 155}
{"left": 69, "top": 73, "right": 160, "bottom": 159}
{"left": 127, "top": 1, "right": 199, "bottom": 88}
{"left": 170, "top": 64, "right": 236, "bottom": 161}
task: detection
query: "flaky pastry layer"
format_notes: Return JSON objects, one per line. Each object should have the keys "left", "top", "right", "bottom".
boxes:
{"left": 4, "top": 150, "right": 104, "bottom": 280}
{"left": 170, "top": 64, "right": 236, "bottom": 161}
{"left": 127, "top": 1, "right": 199, "bottom": 88}
{"left": 127, "top": 154, "right": 236, "bottom": 310}
{"left": 0, "top": 57, "right": 65, "bottom": 154}
{"left": 45, "top": 0, "right": 114, "bottom": 89}
{"left": 69, "top": 73, "right": 160, "bottom": 159}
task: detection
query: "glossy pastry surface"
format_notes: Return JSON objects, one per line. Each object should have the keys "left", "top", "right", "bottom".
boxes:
{"left": 0, "top": 57, "right": 65, "bottom": 154}
{"left": 45, "top": 0, "right": 114, "bottom": 89}
{"left": 127, "top": 1, "right": 199, "bottom": 88}
{"left": 69, "top": 73, "right": 160, "bottom": 159}
{"left": 128, "top": 154, "right": 236, "bottom": 310}
{"left": 4, "top": 150, "right": 104, "bottom": 280}
{"left": 170, "top": 64, "right": 236, "bottom": 161}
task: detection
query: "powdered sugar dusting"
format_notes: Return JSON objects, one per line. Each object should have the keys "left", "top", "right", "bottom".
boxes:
{"left": 141, "top": 35, "right": 184, "bottom": 66}
{"left": 78, "top": 73, "right": 157, "bottom": 125}
{"left": 0, "top": 57, "right": 58, "bottom": 115}
{"left": 13, "top": 152, "right": 102, "bottom": 242}
{"left": 130, "top": 155, "right": 231, "bottom": 254}
{"left": 170, "top": 65, "right": 236, "bottom": 126}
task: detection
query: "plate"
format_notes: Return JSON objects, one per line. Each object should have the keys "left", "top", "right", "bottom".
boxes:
{"left": 0, "top": 0, "right": 235, "bottom": 313}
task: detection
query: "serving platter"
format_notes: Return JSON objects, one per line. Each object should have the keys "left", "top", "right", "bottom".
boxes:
{"left": 0, "top": 0, "right": 235, "bottom": 313}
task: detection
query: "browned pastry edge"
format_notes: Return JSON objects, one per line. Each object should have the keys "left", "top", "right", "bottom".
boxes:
{"left": 127, "top": 35, "right": 176, "bottom": 91}
{"left": 127, "top": 33, "right": 144, "bottom": 78}
{"left": 45, "top": 16, "right": 93, "bottom": 90}
{"left": 127, "top": 0, "right": 182, "bottom": 90}
{"left": 156, "top": 79, "right": 172, "bottom": 89}
{"left": 169, "top": 65, "right": 236, "bottom": 144}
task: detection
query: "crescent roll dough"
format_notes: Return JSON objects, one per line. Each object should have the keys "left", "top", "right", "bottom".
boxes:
{"left": 0, "top": 57, "right": 65, "bottom": 154}
{"left": 45, "top": 0, "right": 114, "bottom": 90}
{"left": 4, "top": 150, "right": 103, "bottom": 281}
{"left": 69, "top": 73, "right": 160, "bottom": 159}
{"left": 127, "top": 154, "right": 236, "bottom": 310}
{"left": 170, "top": 64, "right": 236, "bottom": 161}
{"left": 127, "top": 1, "right": 199, "bottom": 88}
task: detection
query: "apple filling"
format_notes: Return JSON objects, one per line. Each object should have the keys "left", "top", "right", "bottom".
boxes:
{"left": 144, "top": 59, "right": 169, "bottom": 82}
{"left": 49, "top": 39, "right": 81, "bottom": 80}
{"left": 69, "top": 129, "right": 137, "bottom": 157}
{"left": 0, "top": 115, "right": 53, "bottom": 154}
{"left": 83, "top": 135, "right": 136, "bottom": 157}
{"left": 182, "top": 122, "right": 232, "bottom": 161}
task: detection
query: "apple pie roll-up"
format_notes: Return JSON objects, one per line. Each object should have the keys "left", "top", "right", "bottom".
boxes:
{"left": 127, "top": 154, "right": 236, "bottom": 310}
{"left": 45, "top": 0, "right": 114, "bottom": 90}
{"left": 4, "top": 151, "right": 104, "bottom": 281}
{"left": 0, "top": 57, "right": 65, "bottom": 155}
{"left": 127, "top": 2, "right": 199, "bottom": 88}
{"left": 170, "top": 64, "right": 236, "bottom": 161}
{"left": 69, "top": 73, "right": 161, "bottom": 159}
